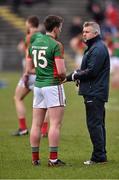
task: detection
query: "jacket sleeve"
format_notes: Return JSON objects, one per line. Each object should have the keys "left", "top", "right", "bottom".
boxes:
{"left": 74, "top": 46, "right": 107, "bottom": 81}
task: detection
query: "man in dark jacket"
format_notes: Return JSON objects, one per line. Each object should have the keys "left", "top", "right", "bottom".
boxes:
{"left": 65, "top": 21, "right": 110, "bottom": 165}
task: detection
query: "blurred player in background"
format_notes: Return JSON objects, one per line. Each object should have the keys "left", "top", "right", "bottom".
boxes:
{"left": 13, "top": 15, "right": 48, "bottom": 136}
{"left": 27, "top": 15, "right": 66, "bottom": 166}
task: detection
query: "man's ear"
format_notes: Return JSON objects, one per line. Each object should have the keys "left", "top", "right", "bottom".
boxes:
{"left": 54, "top": 27, "right": 58, "bottom": 33}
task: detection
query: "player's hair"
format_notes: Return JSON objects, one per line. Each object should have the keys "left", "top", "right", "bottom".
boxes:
{"left": 27, "top": 15, "right": 39, "bottom": 28}
{"left": 83, "top": 21, "right": 101, "bottom": 35}
{"left": 44, "top": 15, "right": 63, "bottom": 32}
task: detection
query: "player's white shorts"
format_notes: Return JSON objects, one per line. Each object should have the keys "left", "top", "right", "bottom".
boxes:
{"left": 33, "top": 84, "right": 66, "bottom": 108}
{"left": 18, "top": 74, "right": 36, "bottom": 90}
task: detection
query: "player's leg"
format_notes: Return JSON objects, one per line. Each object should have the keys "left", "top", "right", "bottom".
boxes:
{"left": 48, "top": 106, "right": 66, "bottom": 166}
{"left": 29, "top": 74, "right": 49, "bottom": 138}
{"left": 41, "top": 111, "right": 49, "bottom": 137}
{"left": 48, "top": 107, "right": 64, "bottom": 147}
{"left": 30, "top": 86, "right": 47, "bottom": 165}
{"left": 13, "top": 84, "right": 30, "bottom": 136}
{"left": 44, "top": 85, "right": 66, "bottom": 166}
{"left": 30, "top": 108, "right": 46, "bottom": 165}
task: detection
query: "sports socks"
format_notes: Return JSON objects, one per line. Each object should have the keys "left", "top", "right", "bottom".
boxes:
{"left": 19, "top": 118, "right": 27, "bottom": 130}
{"left": 31, "top": 147, "right": 39, "bottom": 161}
{"left": 49, "top": 147, "right": 58, "bottom": 162}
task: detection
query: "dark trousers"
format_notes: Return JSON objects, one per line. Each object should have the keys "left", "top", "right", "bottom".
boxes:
{"left": 84, "top": 96, "right": 107, "bottom": 162}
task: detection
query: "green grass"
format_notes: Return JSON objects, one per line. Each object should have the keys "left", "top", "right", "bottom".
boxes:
{"left": 0, "top": 72, "right": 119, "bottom": 179}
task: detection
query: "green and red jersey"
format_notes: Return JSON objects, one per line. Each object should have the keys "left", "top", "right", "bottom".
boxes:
{"left": 28, "top": 33, "right": 64, "bottom": 87}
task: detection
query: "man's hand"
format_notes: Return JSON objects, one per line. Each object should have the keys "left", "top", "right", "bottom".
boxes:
{"left": 66, "top": 70, "right": 78, "bottom": 82}
{"left": 62, "top": 70, "right": 81, "bottom": 83}
{"left": 61, "top": 73, "right": 74, "bottom": 83}
{"left": 61, "top": 78, "right": 67, "bottom": 83}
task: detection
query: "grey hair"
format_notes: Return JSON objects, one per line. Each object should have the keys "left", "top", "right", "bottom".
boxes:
{"left": 83, "top": 21, "right": 101, "bottom": 35}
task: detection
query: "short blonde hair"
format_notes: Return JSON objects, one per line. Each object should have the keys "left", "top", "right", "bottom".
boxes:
{"left": 83, "top": 21, "right": 101, "bottom": 35}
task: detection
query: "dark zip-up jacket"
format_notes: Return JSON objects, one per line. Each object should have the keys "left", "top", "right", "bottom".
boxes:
{"left": 74, "top": 35, "right": 110, "bottom": 102}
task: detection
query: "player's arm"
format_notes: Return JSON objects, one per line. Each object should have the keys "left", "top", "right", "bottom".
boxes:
{"left": 55, "top": 43, "right": 66, "bottom": 81}
{"left": 55, "top": 57, "right": 66, "bottom": 81}
{"left": 25, "top": 58, "right": 35, "bottom": 74}
{"left": 23, "top": 58, "right": 35, "bottom": 88}
{"left": 25, "top": 48, "right": 35, "bottom": 74}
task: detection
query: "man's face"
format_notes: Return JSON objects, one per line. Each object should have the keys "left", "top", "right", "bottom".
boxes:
{"left": 83, "top": 26, "right": 97, "bottom": 42}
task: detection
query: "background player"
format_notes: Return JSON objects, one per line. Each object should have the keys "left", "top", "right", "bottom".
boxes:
{"left": 13, "top": 15, "right": 48, "bottom": 136}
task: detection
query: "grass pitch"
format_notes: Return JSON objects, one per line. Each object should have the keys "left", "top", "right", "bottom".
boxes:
{"left": 0, "top": 72, "right": 119, "bottom": 179}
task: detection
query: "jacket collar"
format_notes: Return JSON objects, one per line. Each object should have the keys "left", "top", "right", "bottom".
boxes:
{"left": 86, "top": 35, "right": 101, "bottom": 48}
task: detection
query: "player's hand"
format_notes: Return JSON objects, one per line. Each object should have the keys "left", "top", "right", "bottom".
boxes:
{"left": 66, "top": 71, "right": 78, "bottom": 82}
{"left": 23, "top": 74, "right": 29, "bottom": 88}
{"left": 59, "top": 76, "right": 67, "bottom": 84}
{"left": 60, "top": 75, "right": 72, "bottom": 83}
{"left": 66, "top": 72, "right": 73, "bottom": 81}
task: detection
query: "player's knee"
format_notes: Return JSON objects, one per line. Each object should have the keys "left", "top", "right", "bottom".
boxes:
{"left": 14, "top": 94, "right": 23, "bottom": 101}
{"left": 30, "top": 127, "right": 41, "bottom": 139}
{"left": 50, "top": 122, "right": 61, "bottom": 130}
